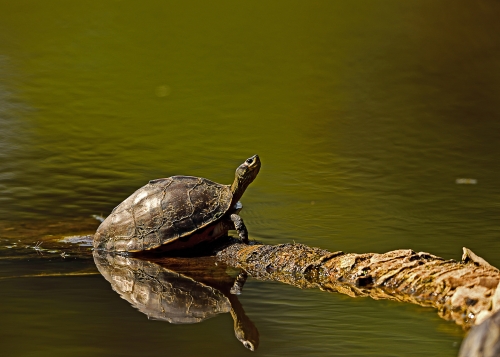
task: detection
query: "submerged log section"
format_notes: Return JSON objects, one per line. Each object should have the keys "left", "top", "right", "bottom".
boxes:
{"left": 216, "top": 243, "right": 500, "bottom": 330}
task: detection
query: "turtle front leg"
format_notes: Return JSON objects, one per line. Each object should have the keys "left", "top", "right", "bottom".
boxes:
{"left": 230, "top": 214, "right": 248, "bottom": 244}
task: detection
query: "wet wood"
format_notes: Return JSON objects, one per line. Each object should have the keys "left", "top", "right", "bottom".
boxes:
{"left": 458, "top": 309, "right": 500, "bottom": 357}
{"left": 216, "top": 242, "right": 500, "bottom": 331}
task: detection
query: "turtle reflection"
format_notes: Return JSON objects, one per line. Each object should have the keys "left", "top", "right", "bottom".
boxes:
{"left": 93, "top": 251, "right": 259, "bottom": 351}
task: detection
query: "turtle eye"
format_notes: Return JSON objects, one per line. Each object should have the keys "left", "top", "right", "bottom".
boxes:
{"left": 246, "top": 158, "right": 253, "bottom": 164}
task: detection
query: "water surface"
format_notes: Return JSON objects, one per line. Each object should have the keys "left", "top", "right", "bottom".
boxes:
{"left": 1, "top": 1, "right": 500, "bottom": 356}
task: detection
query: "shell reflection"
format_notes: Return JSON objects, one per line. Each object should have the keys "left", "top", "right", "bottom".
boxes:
{"left": 93, "top": 251, "right": 259, "bottom": 351}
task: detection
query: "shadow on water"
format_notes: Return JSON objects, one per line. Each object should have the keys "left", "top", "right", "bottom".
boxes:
{"left": 93, "top": 250, "right": 259, "bottom": 351}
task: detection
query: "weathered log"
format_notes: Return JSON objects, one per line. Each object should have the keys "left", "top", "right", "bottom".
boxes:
{"left": 216, "top": 243, "right": 500, "bottom": 330}
{"left": 459, "top": 309, "right": 500, "bottom": 357}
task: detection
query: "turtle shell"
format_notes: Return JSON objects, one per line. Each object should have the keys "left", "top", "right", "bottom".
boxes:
{"left": 93, "top": 176, "right": 233, "bottom": 252}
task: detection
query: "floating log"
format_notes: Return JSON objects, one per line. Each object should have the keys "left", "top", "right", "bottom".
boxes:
{"left": 216, "top": 242, "right": 500, "bottom": 331}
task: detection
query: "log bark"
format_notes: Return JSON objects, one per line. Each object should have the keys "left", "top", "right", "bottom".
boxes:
{"left": 216, "top": 242, "right": 500, "bottom": 330}
{"left": 458, "top": 309, "right": 500, "bottom": 357}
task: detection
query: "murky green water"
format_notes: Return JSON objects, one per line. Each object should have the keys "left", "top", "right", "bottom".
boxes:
{"left": 1, "top": 1, "right": 500, "bottom": 356}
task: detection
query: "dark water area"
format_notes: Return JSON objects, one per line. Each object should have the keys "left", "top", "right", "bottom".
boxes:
{"left": 1, "top": 1, "right": 500, "bottom": 356}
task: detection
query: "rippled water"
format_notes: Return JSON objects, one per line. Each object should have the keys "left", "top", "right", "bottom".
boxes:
{"left": 1, "top": 1, "right": 500, "bottom": 356}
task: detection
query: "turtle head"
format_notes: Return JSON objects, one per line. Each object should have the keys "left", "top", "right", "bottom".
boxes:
{"left": 231, "top": 155, "right": 261, "bottom": 203}
{"left": 235, "top": 155, "right": 261, "bottom": 182}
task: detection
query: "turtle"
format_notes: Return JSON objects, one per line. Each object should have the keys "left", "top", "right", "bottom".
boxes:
{"left": 93, "top": 155, "right": 261, "bottom": 253}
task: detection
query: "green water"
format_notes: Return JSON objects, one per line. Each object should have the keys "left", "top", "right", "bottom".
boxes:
{"left": 1, "top": 1, "right": 500, "bottom": 356}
